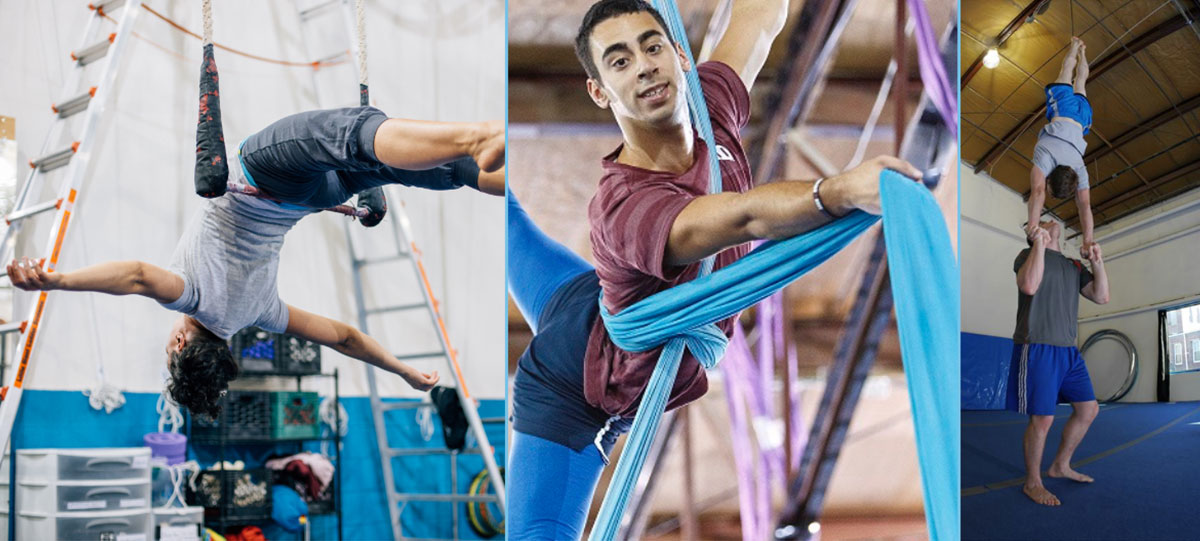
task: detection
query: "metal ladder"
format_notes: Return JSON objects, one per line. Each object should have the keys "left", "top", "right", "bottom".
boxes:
{"left": 0, "top": 0, "right": 138, "bottom": 460}
{"left": 293, "top": 2, "right": 505, "bottom": 540}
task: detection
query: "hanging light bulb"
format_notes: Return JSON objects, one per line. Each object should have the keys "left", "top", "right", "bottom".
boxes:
{"left": 983, "top": 48, "right": 1000, "bottom": 69}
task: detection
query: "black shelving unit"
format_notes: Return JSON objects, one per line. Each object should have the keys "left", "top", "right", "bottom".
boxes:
{"left": 186, "top": 368, "right": 343, "bottom": 539}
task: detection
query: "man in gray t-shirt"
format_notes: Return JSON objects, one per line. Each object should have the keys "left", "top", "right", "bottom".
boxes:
{"left": 1007, "top": 219, "right": 1109, "bottom": 507}
{"left": 7, "top": 107, "right": 504, "bottom": 419}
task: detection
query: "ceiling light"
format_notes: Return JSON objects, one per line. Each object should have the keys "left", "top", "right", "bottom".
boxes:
{"left": 983, "top": 48, "right": 1000, "bottom": 69}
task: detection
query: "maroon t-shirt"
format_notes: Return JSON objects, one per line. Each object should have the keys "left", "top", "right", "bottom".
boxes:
{"left": 585, "top": 62, "right": 753, "bottom": 417}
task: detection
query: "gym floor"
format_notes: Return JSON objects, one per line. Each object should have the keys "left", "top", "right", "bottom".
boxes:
{"left": 962, "top": 402, "right": 1200, "bottom": 540}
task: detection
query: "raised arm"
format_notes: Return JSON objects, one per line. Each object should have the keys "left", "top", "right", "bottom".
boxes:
{"left": 1081, "top": 244, "right": 1109, "bottom": 304}
{"left": 6, "top": 257, "right": 183, "bottom": 303}
{"left": 284, "top": 304, "right": 439, "bottom": 391}
{"left": 1076, "top": 187, "right": 1095, "bottom": 256}
{"left": 1016, "top": 230, "right": 1051, "bottom": 295}
{"left": 707, "top": 0, "right": 789, "bottom": 92}
{"left": 664, "top": 156, "right": 921, "bottom": 266}
{"left": 1027, "top": 166, "right": 1047, "bottom": 239}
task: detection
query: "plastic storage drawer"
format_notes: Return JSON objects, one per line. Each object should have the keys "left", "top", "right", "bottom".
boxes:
{"left": 18, "top": 479, "right": 151, "bottom": 513}
{"left": 16, "top": 508, "right": 152, "bottom": 540}
{"left": 153, "top": 506, "right": 203, "bottom": 541}
{"left": 17, "top": 448, "right": 151, "bottom": 483}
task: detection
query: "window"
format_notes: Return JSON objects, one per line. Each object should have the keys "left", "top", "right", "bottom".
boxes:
{"left": 1163, "top": 303, "right": 1200, "bottom": 374}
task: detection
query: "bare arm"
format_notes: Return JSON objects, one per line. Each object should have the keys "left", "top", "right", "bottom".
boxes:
{"left": 1076, "top": 187, "right": 1094, "bottom": 253}
{"left": 1081, "top": 244, "right": 1109, "bottom": 304}
{"left": 707, "top": 0, "right": 789, "bottom": 92}
{"left": 1016, "top": 229, "right": 1051, "bottom": 295}
{"left": 6, "top": 258, "right": 183, "bottom": 303}
{"left": 664, "top": 156, "right": 921, "bottom": 266}
{"left": 284, "top": 305, "right": 439, "bottom": 391}
{"left": 1027, "top": 166, "right": 1047, "bottom": 239}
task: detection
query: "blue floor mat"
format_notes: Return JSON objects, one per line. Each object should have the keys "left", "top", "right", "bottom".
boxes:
{"left": 961, "top": 402, "right": 1200, "bottom": 540}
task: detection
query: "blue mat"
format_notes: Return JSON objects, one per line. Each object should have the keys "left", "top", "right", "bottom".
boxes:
{"left": 962, "top": 402, "right": 1200, "bottom": 540}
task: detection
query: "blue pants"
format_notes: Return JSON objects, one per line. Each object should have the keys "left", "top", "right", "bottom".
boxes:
{"left": 1007, "top": 342, "right": 1096, "bottom": 416}
{"left": 239, "top": 107, "right": 479, "bottom": 208}
{"left": 508, "top": 431, "right": 606, "bottom": 540}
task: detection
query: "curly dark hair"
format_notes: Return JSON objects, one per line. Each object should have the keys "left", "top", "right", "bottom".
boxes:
{"left": 574, "top": 0, "right": 675, "bottom": 82}
{"left": 1046, "top": 165, "right": 1078, "bottom": 199}
{"left": 166, "top": 326, "right": 238, "bottom": 422}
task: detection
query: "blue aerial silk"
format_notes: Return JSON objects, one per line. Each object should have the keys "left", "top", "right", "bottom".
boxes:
{"left": 589, "top": 171, "right": 960, "bottom": 541}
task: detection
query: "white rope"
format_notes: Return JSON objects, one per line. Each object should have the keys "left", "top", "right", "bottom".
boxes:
{"left": 356, "top": 0, "right": 367, "bottom": 86}
{"left": 202, "top": 0, "right": 213, "bottom": 46}
{"left": 157, "top": 390, "right": 184, "bottom": 434}
{"left": 320, "top": 398, "right": 348, "bottom": 457}
{"left": 167, "top": 460, "right": 201, "bottom": 508}
{"left": 416, "top": 404, "right": 434, "bottom": 442}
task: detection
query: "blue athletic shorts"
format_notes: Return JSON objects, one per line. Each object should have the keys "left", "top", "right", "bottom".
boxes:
{"left": 1044, "top": 83, "right": 1092, "bottom": 135}
{"left": 1006, "top": 342, "right": 1096, "bottom": 416}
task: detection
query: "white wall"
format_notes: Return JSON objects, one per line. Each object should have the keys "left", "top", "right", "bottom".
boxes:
{"left": 1077, "top": 189, "right": 1200, "bottom": 402}
{"left": 0, "top": 0, "right": 506, "bottom": 399}
{"left": 962, "top": 158, "right": 1200, "bottom": 403}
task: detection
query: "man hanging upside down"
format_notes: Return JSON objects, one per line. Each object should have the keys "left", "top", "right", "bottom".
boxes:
{"left": 7, "top": 107, "right": 504, "bottom": 419}
{"left": 1010, "top": 219, "right": 1109, "bottom": 506}
{"left": 506, "top": 1, "right": 921, "bottom": 538}
{"left": 1028, "top": 36, "right": 1096, "bottom": 258}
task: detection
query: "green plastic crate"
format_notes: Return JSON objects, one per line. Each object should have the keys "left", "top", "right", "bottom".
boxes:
{"left": 271, "top": 391, "right": 320, "bottom": 440}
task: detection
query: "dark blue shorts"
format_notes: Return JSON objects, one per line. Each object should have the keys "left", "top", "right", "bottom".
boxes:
{"left": 510, "top": 271, "right": 632, "bottom": 459}
{"left": 1044, "top": 83, "right": 1092, "bottom": 134}
{"left": 239, "top": 107, "right": 477, "bottom": 208}
{"left": 1006, "top": 343, "right": 1096, "bottom": 416}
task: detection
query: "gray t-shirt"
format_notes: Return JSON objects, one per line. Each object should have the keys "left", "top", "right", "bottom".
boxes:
{"left": 160, "top": 166, "right": 314, "bottom": 340}
{"left": 1032, "top": 120, "right": 1089, "bottom": 190}
{"left": 1013, "top": 248, "right": 1094, "bottom": 347}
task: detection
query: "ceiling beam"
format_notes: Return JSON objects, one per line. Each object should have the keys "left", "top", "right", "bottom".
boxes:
{"left": 1083, "top": 92, "right": 1200, "bottom": 164}
{"left": 960, "top": 0, "right": 1052, "bottom": 89}
{"left": 973, "top": 7, "right": 1200, "bottom": 174}
{"left": 752, "top": 0, "right": 853, "bottom": 184}
{"left": 1070, "top": 156, "right": 1200, "bottom": 229}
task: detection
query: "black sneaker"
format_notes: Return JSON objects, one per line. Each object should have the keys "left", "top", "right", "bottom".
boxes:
{"left": 356, "top": 187, "right": 387, "bottom": 227}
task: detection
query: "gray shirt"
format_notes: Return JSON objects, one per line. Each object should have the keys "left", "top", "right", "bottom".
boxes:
{"left": 1032, "top": 120, "right": 1089, "bottom": 190}
{"left": 160, "top": 165, "right": 314, "bottom": 339}
{"left": 1013, "top": 248, "right": 1094, "bottom": 347}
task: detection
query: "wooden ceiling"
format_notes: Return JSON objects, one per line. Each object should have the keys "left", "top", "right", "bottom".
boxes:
{"left": 961, "top": 0, "right": 1200, "bottom": 233}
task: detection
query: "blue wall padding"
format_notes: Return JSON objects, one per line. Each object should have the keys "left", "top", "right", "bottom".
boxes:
{"left": 9, "top": 390, "right": 505, "bottom": 540}
{"left": 962, "top": 333, "right": 1014, "bottom": 410}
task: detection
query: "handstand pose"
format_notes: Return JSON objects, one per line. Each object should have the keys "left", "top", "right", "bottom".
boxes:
{"left": 506, "top": 1, "right": 920, "bottom": 537}
{"left": 1010, "top": 219, "right": 1109, "bottom": 506}
{"left": 1028, "top": 37, "right": 1095, "bottom": 258}
{"left": 7, "top": 106, "right": 504, "bottom": 419}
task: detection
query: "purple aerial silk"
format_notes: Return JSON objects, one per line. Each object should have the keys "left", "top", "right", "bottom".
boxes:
{"left": 908, "top": 0, "right": 957, "bottom": 137}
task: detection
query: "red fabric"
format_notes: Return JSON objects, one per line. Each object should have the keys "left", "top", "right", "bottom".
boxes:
{"left": 285, "top": 460, "right": 323, "bottom": 500}
{"left": 585, "top": 62, "right": 754, "bottom": 417}
{"left": 225, "top": 526, "right": 265, "bottom": 541}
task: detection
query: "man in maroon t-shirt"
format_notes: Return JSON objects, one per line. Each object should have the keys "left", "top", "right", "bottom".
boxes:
{"left": 507, "top": 1, "right": 922, "bottom": 538}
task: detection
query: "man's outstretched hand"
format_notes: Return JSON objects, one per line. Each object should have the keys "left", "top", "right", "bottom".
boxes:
{"left": 6, "top": 257, "right": 59, "bottom": 291}
{"left": 827, "top": 156, "right": 924, "bottom": 215}
{"left": 403, "top": 368, "right": 440, "bottom": 392}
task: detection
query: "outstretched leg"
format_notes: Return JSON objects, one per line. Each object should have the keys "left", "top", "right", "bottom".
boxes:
{"left": 1048, "top": 400, "right": 1098, "bottom": 482}
{"left": 508, "top": 431, "right": 606, "bottom": 540}
{"left": 1072, "top": 38, "right": 1089, "bottom": 96}
{"left": 1023, "top": 414, "right": 1061, "bottom": 506}
{"left": 507, "top": 192, "right": 593, "bottom": 333}
{"left": 374, "top": 118, "right": 504, "bottom": 172}
{"left": 1055, "top": 37, "right": 1082, "bottom": 85}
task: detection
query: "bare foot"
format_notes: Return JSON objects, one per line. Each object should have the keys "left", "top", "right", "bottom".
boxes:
{"left": 471, "top": 121, "right": 505, "bottom": 173}
{"left": 1048, "top": 464, "right": 1094, "bottom": 483}
{"left": 1068, "top": 37, "right": 1082, "bottom": 56}
{"left": 1023, "top": 483, "right": 1061, "bottom": 506}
